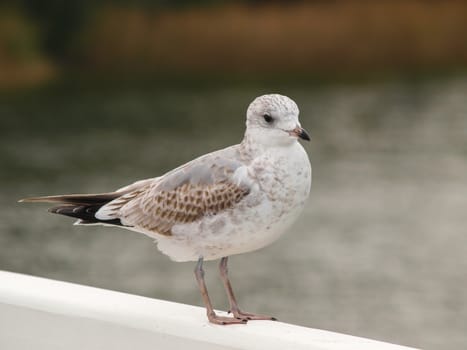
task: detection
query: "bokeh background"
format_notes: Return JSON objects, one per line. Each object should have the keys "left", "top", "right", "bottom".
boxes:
{"left": 1, "top": 1, "right": 467, "bottom": 349}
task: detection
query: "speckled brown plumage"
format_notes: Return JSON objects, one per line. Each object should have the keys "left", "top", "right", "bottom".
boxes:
{"left": 118, "top": 182, "right": 249, "bottom": 236}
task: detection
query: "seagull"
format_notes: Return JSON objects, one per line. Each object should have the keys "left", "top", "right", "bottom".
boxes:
{"left": 20, "top": 94, "right": 312, "bottom": 325}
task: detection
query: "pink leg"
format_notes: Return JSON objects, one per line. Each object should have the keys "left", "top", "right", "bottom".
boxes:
{"left": 219, "top": 257, "right": 277, "bottom": 321}
{"left": 194, "top": 257, "right": 247, "bottom": 325}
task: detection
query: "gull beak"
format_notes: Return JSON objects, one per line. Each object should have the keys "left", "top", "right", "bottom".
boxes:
{"left": 290, "top": 126, "right": 311, "bottom": 141}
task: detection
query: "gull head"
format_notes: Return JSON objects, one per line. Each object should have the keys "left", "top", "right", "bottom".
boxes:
{"left": 245, "top": 94, "right": 310, "bottom": 146}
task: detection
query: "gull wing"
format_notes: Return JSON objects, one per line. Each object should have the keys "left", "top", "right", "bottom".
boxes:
{"left": 96, "top": 148, "right": 250, "bottom": 236}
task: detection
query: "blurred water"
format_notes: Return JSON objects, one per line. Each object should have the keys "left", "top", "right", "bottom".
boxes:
{"left": 1, "top": 78, "right": 467, "bottom": 349}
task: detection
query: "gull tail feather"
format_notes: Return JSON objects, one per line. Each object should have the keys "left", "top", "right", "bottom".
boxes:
{"left": 19, "top": 193, "right": 124, "bottom": 226}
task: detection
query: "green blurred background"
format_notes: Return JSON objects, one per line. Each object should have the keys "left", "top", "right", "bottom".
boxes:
{"left": 1, "top": 1, "right": 467, "bottom": 349}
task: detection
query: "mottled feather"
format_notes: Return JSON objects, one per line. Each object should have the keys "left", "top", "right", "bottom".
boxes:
{"left": 95, "top": 147, "right": 251, "bottom": 236}
{"left": 119, "top": 182, "right": 248, "bottom": 236}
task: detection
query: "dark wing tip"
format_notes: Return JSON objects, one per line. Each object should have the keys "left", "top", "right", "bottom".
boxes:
{"left": 48, "top": 206, "right": 69, "bottom": 214}
{"left": 18, "top": 193, "right": 122, "bottom": 205}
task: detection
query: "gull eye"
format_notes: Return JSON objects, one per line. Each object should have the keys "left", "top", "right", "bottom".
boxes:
{"left": 263, "top": 114, "right": 273, "bottom": 123}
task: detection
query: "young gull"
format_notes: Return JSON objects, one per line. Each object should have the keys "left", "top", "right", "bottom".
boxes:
{"left": 20, "top": 94, "right": 312, "bottom": 325}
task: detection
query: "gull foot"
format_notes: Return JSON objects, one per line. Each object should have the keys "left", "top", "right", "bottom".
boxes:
{"left": 230, "top": 309, "right": 277, "bottom": 321}
{"left": 208, "top": 312, "right": 248, "bottom": 325}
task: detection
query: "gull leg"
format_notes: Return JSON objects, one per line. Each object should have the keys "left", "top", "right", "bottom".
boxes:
{"left": 219, "top": 256, "right": 276, "bottom": 321}
{"left": 194, "top": 257, "right": 247, "bottom": 325}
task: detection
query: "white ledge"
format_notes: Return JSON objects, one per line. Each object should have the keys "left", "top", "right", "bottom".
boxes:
{"left": 0, "top": 270, "right": 417, "bottom": 350}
